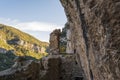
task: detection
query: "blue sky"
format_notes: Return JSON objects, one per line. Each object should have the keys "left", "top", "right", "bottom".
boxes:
{"left": 0, "top": 0, "right": 67, "bottom": 42}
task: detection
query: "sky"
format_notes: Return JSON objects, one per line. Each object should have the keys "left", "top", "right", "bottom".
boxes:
{"left": 0, "top": 0, "right": 67, "bottom": 42}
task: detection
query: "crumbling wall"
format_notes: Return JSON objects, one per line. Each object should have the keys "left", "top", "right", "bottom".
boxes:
{"left": 49, "top": 29, "right": 61, "bottom": 54}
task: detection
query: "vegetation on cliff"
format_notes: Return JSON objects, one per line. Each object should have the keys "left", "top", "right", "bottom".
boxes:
{"left": 0, "top": 24, "right": 49, "bottom": 71}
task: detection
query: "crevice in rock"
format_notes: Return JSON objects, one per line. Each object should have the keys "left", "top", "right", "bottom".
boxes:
{"left": 90, "top": 69, "right": 93, "bottom": 80}
{"left": 75, "top": 0, "right": 89, "bottom": 56}
{"left": 75, "top": 0, "right": 93, "bottom": 80}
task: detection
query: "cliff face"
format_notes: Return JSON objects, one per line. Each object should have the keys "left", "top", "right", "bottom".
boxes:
{"left": 0, "top": 24, "right": 48, "bottom": 59}
{"left": 60, "top": 0, "right": 120, "bottom": 80}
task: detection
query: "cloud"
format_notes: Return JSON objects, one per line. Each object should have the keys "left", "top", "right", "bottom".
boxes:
{"left": 0, "top": 18, "right": 63, "bottom": 32}
{"left": 0, "top": 18, "right": 63, "bottom": 42}
{"left": 15, "top": 22, "right": 62, "bottom": 31}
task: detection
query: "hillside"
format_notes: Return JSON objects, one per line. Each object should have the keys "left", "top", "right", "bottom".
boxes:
{"left": 0, "top": 24, "right": 49, "bottom": 59}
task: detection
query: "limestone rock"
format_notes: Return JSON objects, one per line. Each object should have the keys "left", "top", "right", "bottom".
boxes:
{"left": 60, "top": 0, "right": 120, "bottom": 80}
{"left": 66, "top": 23, "right": 74, "bottom": 54}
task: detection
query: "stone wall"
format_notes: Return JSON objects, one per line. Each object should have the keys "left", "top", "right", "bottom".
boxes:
{"left": 60, "top": 55, "right": 85, "bottom": 80}
{"left": 0, "top": 56, "right": 61, "bottom": 80}
{"left": 0, "top": 60, "right": 40, "bottom": 80}
{"left": 0, "top": 54, "right": 85, "bottom": 80}
{"left": 49, "top": 29, "right": 61, "bottom": 54}
{"left": 60, "top": 0, "right": 120, "bottom": 80}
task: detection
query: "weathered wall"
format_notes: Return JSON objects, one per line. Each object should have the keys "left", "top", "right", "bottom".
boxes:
{"left": 60, "top": 0, "right": 120, "bottom": 80}
{"left": 0, "top": 55, "right": 84, "bottom": 80}
{"left": 60, "top": 55, "right": 84, "bottom": 80}
{"left": 0, "top": 60, "right": 40, "bottom": 80}
{"left": 49, "top": 29, "right": 61, "bottom": 54}
{"left": 0, "top": 56, "right": 61, "bottom": 80}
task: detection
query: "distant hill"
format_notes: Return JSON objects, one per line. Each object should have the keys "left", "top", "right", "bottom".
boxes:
{"left": 0, "top": 24, "right": 49, "bottom": 59}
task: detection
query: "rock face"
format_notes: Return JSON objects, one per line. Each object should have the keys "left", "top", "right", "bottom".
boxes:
{"left": 60, "top": 0, "right": 120, "bottom": 80}
{"left": 66, "top": 23, "right": 74, "bottom": 54}
{"left": 7, "top": 38, "right": 45, "bottom": 54}
{"left": 7, "top": 37, "right": 23, "bottom": 45}
{"left": 49, "top": 29, "right": 61, "bottom": 54}
{"left": 0, "top": 24, "right": 48, "bottom": 59}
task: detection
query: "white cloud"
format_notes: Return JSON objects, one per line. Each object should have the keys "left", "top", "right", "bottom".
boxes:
{"left": 0, "top": 18, "right": 63, "bottom": 32}
{"left": 15, "top": 22, "right": 62, "bottom": 31}
{"left": 0, "top": 18, "right": 64, "bottom": 42}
